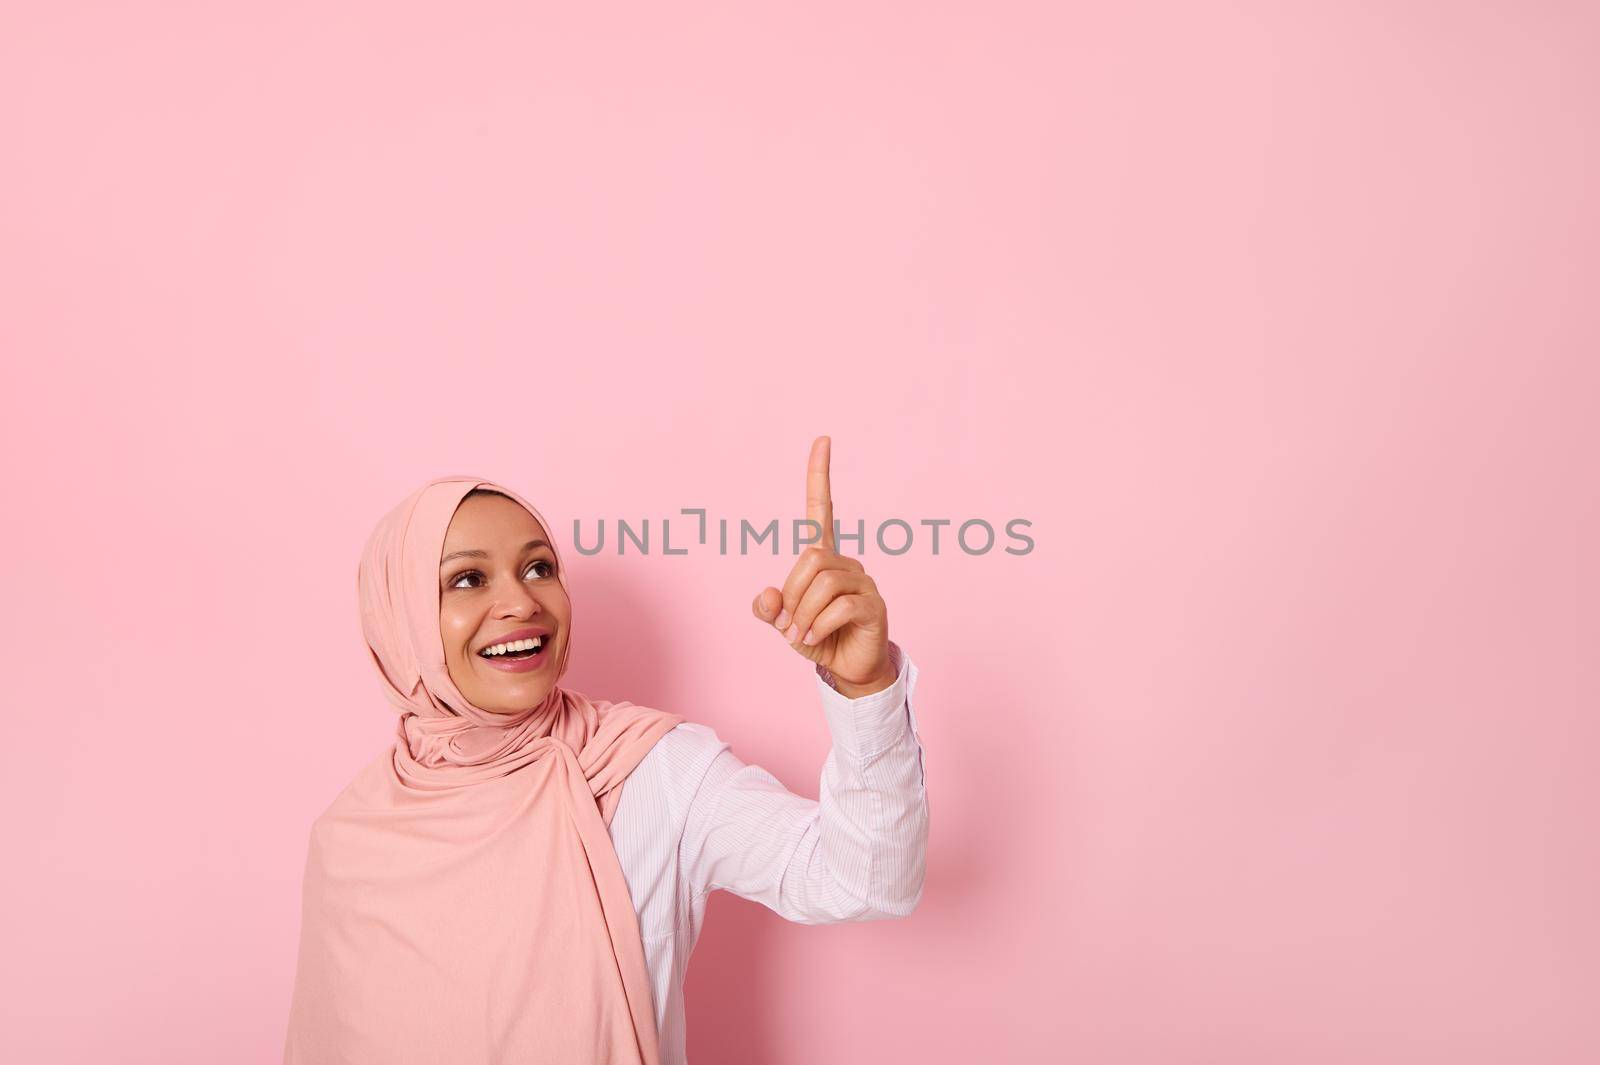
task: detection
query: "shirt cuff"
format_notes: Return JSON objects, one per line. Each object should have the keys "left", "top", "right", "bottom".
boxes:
{"left": 813, "top": 640, "right": 916, "bottom": 762}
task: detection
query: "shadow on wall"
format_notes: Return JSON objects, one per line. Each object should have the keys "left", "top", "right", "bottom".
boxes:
{"left": 686, "top": 893, "right": 787, "bottom": 1064}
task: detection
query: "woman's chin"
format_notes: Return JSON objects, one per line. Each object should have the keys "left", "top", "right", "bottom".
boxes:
{"left": 449, "top": 654, "right": 557, "bottom": 713}
{"left": 479, "top": 679, "right": 552, "bottom": 714}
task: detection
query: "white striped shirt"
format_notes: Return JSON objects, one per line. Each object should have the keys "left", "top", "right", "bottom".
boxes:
{"left": 607, "top": 640, "right": 926, "bottom": 1064}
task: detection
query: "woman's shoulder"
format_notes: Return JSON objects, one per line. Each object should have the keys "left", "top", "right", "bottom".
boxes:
{"left": 585, "top": 693, "right": 730, "bottom": 768}
{"left": 643, "top": 719, "right": 732, "bottom": 772}
{"left": 624, "top": 720, "right": 734, "bottom": 818}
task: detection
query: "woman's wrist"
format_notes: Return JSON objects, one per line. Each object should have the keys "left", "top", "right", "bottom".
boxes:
{"left": 830, "top": 659, "right": 898, "bottom": 699}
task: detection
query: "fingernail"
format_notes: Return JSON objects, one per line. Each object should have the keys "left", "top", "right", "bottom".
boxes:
{"left": 774, "top": 609, "right": 790, "bottom": 631}
{"left": 785, "top": 624, "right": 799, "bottom": 642}
{"left": 802, "top": 629, "right": 818, "bottom": 645}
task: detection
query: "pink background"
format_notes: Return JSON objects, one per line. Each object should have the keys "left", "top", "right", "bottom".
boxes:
{"left": 2, "top": 3, "right": 1595, "bottom": 1063}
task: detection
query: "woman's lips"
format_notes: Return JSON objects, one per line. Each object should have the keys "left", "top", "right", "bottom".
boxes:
{"left": 478, "top": 642, "right": 551, "bottom": 673}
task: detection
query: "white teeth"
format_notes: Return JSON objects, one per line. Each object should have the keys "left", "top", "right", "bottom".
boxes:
{"left": 480, "top": 636, "right": 544, "bottom": 657}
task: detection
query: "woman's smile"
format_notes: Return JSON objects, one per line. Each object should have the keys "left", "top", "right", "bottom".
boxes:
{"left": 476, "top": 626, "right": 557, "bottom": 673}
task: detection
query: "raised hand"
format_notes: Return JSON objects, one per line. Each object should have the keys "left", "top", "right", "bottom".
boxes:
{"left": 752, "top": 436, "right": 896, "bottom": 698}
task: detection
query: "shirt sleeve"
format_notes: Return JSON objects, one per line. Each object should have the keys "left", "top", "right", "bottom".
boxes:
{"left": 680, "top": 640, "right": 927, "bottom": 924}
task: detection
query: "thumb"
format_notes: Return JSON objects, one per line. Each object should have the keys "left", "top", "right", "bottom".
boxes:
{"left": 752, "top": 587, "right": 780, "bottom": 623}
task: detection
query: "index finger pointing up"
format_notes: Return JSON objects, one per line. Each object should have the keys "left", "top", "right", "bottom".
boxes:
{"left": 807, "top": 435, "right": 835, "bottom": 553}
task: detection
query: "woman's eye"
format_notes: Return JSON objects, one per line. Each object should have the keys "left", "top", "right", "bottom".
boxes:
{"left": 447, "top": 560, "right": 554, "bottom": 590}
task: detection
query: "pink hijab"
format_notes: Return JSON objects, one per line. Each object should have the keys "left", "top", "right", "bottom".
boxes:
{"left": 283, "top": 477, "right": 682, "bottom": 1065}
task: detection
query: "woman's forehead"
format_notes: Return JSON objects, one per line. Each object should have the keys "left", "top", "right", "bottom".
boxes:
{"left": 442, "top": 493, "right": 550, "bottom": 553}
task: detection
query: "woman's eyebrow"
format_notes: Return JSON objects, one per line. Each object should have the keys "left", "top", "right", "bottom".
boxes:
{"left": 440, "top": 539, "right": 549, "bottom": 567}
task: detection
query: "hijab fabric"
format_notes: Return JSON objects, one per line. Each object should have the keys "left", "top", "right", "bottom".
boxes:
{"left": 283, "top": 477, "right": 683, "bottom": 1065}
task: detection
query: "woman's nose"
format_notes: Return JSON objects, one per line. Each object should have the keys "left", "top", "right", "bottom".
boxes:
{"left": 494, "top": 585, "right": 542, "bottom": 617}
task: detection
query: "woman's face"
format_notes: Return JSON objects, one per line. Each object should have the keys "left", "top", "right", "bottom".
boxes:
{"left": 438, "top": 492, "right": 571, "bottom": 714}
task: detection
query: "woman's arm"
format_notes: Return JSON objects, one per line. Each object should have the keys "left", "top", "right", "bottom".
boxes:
{"left": 680, "top": 640, "right": 927, "bottom": 924}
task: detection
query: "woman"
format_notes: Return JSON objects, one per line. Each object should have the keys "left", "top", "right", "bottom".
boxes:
{"left": 282, "top": 437, "right": 928, "bottom": 1065}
